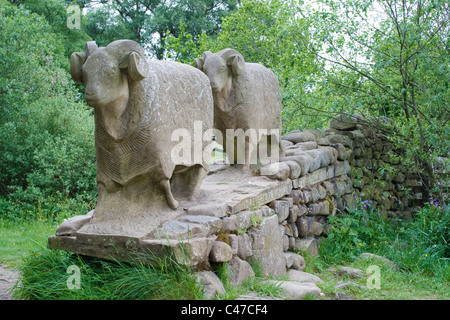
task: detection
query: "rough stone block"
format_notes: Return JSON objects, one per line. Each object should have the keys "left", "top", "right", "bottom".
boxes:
{"left": 284, "top": 252, "right": 306, "bottom": 271}
{"left": 55, "top": 210, "right": 93, "bottom": 236}
{"left": 273, "top": 200, "right": 290, "bottom": 223}
{"left": 282, "top": 131, "right": 317, "bottom": 144}
{"left": 196, "top": 271, "right": 226, "bottom": 299}
{"left": 226, "top": 257, "right": 255, "bottom": 286}
{"left": 248, "top": 215, "right": 286, "bottom": 277}
{"left": 209, "top": 240, "right": 233, "bottom": 263}
{"left": 286, "top": 269, "right": 323, "bottom": 284}
{"left": 295, "top": 236, "right": 319, "bottom": 255}
{"left": 237, "top": 233, "right": 253, "bottom": 260}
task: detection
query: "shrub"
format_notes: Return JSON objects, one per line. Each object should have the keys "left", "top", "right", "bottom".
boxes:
{"left": 320, "top": 197, "right": 397, "bottom": 264}
{"left": 320, "top": 195, "right": 449, "bottom": 278}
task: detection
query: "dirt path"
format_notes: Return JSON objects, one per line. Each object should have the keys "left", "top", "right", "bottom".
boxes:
{"left": 0, "top": 265, "right": 19, "bottom": 300}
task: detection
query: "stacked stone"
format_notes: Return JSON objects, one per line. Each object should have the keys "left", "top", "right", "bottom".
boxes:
{"left": 260, "top": 113, "right": 423, "bottom": 220}
{"left": 322, "top": 114, "right": 420, "bottom": 219}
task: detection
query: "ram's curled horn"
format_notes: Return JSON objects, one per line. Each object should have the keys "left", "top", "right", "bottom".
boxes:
{"left": 219, "top": 48, "right": 245, "bottom": 76}
{"left": 85, "top": 41, "right": 98, "bottom": 56}
{"left": 70, "top": 51, "right": 86, "bottom": 83}
{"left": 194, "top": 51, "right": 213, "bottom": 70}
{"left": 121, "top": 51, "right": 149, "bottom": 81}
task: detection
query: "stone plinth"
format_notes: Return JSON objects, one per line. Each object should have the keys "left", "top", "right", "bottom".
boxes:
{"left": 48, "top": 166, "right": 293, "bottom": 267}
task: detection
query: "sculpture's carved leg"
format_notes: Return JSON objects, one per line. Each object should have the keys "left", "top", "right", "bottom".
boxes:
{"left": 171, "top": 165, "right": 206, "bottom": 200}
{"left": 160, "top": 178, "right": 179, "bottom": 210}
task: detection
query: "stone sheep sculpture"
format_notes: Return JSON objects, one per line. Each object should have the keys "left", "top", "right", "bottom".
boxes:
{"left": 194, "top": 49, "right": 283, "bottom": 167}
{"left": 70, "top": 40, "right": 213, "bottom": 213}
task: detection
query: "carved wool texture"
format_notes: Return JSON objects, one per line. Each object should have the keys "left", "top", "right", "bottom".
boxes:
{"left": 96, "top": 61, "right": 213, "bottom": 185}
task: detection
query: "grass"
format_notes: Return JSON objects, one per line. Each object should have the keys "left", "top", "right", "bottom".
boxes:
{"left": 1, "top": 196, "right": 448, "bottom": 300}
{"left": 0, "top": 217, "right": 59, "bottom": 268}
{"left": 12, "top": 247, "right": 204, "bottom": 300}
{"left": 301, "top": 250, "right": 449, "bottom": 300}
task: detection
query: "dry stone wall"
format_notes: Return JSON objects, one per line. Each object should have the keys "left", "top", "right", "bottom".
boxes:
{"left": 189, "top": 114, "right": 423, "bottom": 286}
{"left": 49, "top": 114, "right": 424, "bottom": 299}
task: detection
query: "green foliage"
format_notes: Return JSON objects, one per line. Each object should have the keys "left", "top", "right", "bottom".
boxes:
{"left": 13, "top": 247, "right": 203, "bottom": 300}
{"left": 10, "top": 0, "right": 92, "bottom": 58}
{"left": 320, "top": 196, "right": 449, "bottom": 278}
{"left": 301, "top": 0, "right": 449, "bottom": 197}
{"left": 320, "top": 197, "right": 395, "bottom": 263}
{"left": 84, "top": 0, "right": 239, "bottom": 59}
{"left": 0, "top": 0, "right": 97, "bottom": 212}
{"left": 166, "top": 0, "right": 326, "bottom": 132}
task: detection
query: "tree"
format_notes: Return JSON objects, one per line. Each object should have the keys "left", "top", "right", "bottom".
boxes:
{"left": 8, "top": 0, "right": 92, "bottom": 58}
{"left": 299, "top": 0, "right": 449, "bottom": 200}
{"left": 166, "top": 0, "right": 324, "bottom": 131}
{"left": 84, "top": 0, "right": 239, "bottom": 59}
{"left": 0, "top": 0, "right": 96, "bottom": 198}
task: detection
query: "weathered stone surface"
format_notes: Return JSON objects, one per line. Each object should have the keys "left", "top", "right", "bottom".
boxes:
{"left": 226, "top": 257, "right": 255, "bottom": 286}
{"left": 279, "top": 154, "right": 313, "bottom": 176}
{"left": 222, "top": 215, "right": 238, "bottom": 232}
{"left": 273, "top": 200, "right": 290, "bottom": 223}
{"left": 338, "top": 267, "right": 365, "bottom": 279}
{"left": 283, "top": 160, "right": 302, "bottom": 179}
{"left": 291, "top": 161, "right": 351, "bottom": 189}
{"left": 296, "top": 217, "right": 308, "bottom": 238}
{"left": 288, "top": 205, "right": 299, "bottom": 223}
{"left": 295, "top": 236, "right": 319, "bottom": 255}
{"left": 330, "top": 114, "right": 358, "bottom": 131}
{"left": 328, "top": 134, "right": 354, "bottom": 149}
{"left": 237, "top": 234, "right": 253, "bottom": 260}
{"left": 286, "top": 269, "right": 323, "bottom": 284}
{"left": 266, "top": 280, "right": 322, "bottom": 300}
{"left": 55, "top": 210, "right": 93, "bottom": 236}
{"left": 289, "top": 190, "right": 302, "bottom": 204}
{"left": 260, "top": 162, "right": 290, "bottom": 180}
{"left": 248, "top": 215, "right": 286, "bottom": 277}
{"left": 152, "top": 215, "right": 222, "bottom": 240}
{"left": 236, "top": 210, "right": 261, "bottom": 231}
{"left": 282, "top": 131, "right": 316, "bottom": 144}
{"left": 228, "top": 234, "right": 238, "bottom": 255}
{"left": 140, "top": 237, "right": 216, "bottom": 268}
{"left": 195, "top": 49, "right": 283, "bottom": 166}
{"left": 284, "top": 252, "right": 306, "bottom": 271}
{"left": 209, "top": 241, "right": 233, "bottom": 263}
{"left": 331, "top": 143, "right": 348, "bottom": 161}
{"left": 69, "top": 39, "right": 213, "bottom": 232}
{"left": 196, "top": 271, "right": 226, "bottom": 299}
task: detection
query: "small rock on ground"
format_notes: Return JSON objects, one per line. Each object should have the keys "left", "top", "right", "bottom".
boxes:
{"left": 0, "top": 265, "right": 19, "bottom": 300}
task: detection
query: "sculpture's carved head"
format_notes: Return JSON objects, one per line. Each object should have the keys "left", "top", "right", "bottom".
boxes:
{"left": 70, "top": 40, "right": 149, "bottom": 108}
{"left": 194, "top": 49, "right": 245, "bottom": 92}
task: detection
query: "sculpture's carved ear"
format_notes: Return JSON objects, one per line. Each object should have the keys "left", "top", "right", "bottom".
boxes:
{"left": 227, "top": 54, "right": 245, "bottom": 76}
{"left": 194, "top": 51, "right": 213, "bottom": 71}
{"left": 119, "top": 51, "right": 149, "bottom": 81}
{"left": 70, "top": 52, "right": 86, "bottom": 83}
{"left": 85, "top": 41, "right": 98, "bottom": 56}
{"left": 70, "top": 41, "right": 98, "bottom": 83}
{"left": 194, "top": 57, "right": 204, "bottom": 70}
{"left": 219, "top": 49, "right": 245, "bottom": 76}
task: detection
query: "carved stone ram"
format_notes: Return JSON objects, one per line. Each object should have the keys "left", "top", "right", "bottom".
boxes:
{"left": 195, "top": 49, "right": 283, "bottom": 167}
{"left": 70, "top": 40, "right": 213, "bottom": 221}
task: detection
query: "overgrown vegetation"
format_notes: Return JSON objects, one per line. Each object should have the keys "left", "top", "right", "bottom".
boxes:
{"left": 13, "top": 247, "right": 204, "bottom": 300}
{"left": 0, "top": 0, "right": 448, "bottom": 300}
{"left": 319, "top": 198, "right": 449, "bottom": 280}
